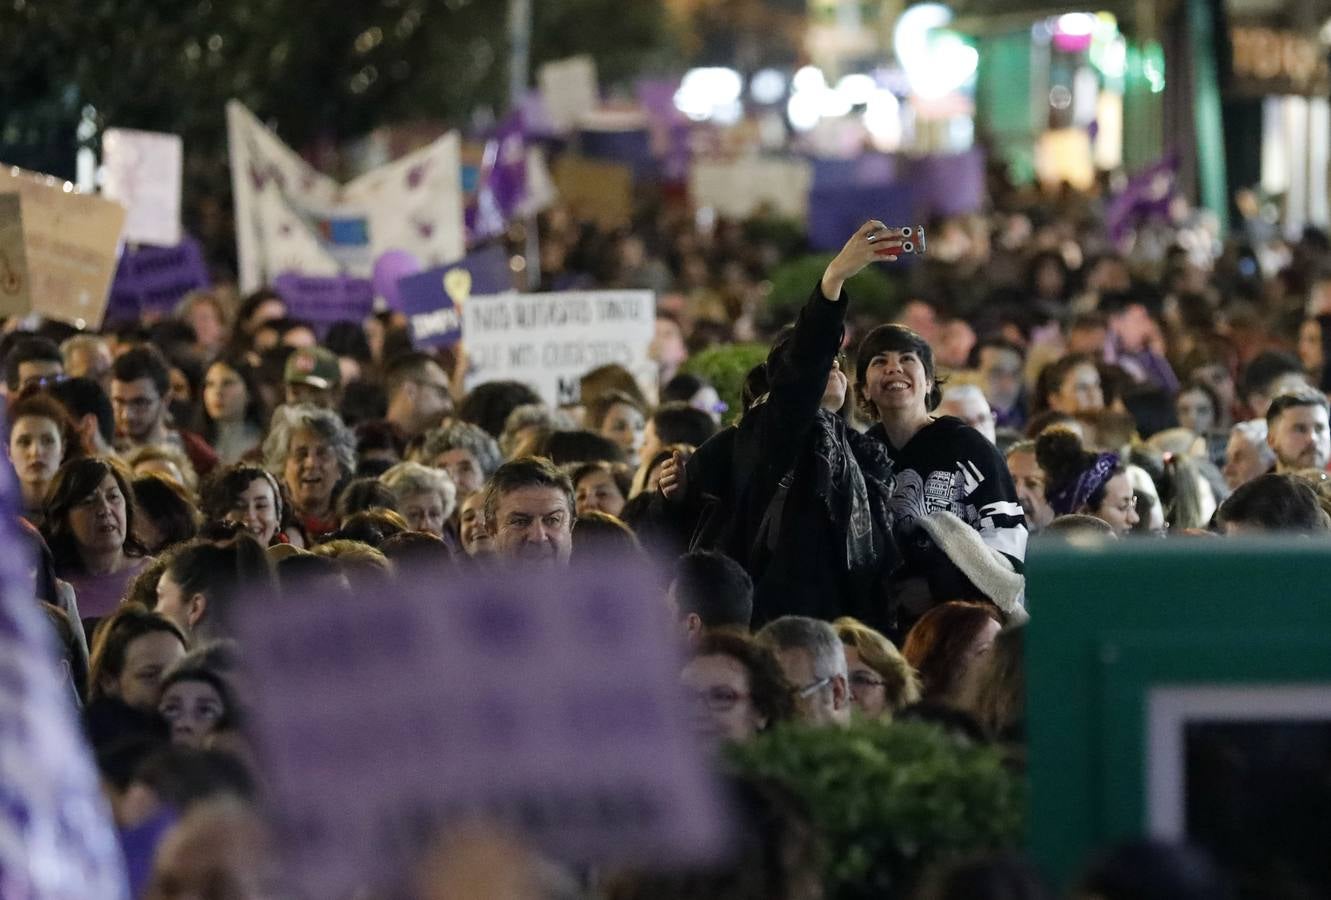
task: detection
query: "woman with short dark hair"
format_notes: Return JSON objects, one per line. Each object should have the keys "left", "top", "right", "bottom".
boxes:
{"left": 42, "top": 458, "right": 153, "bottom": 622}
{"left": 680, "top": 630, "right": 795, "bottom": 746}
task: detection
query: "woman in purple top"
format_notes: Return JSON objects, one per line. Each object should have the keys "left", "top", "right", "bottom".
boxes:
{"left": 41, "top": 457, "right": 152, "bottom": 624}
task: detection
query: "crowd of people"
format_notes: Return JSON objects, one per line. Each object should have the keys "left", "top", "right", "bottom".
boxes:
{"left": 7, "top": 166, "right": 1326, "bottom": 898}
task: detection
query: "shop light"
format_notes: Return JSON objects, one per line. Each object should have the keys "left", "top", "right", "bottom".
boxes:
{"left": 863, "top": 90, "right": 903, "bottom": 151}
{"left": 835, "top": 73, "right": 877, "bottom": 106}
{"left": 787, "top": 90, "right": 823, "bottom": 131}
{"left": 895, "top": 3, "right": 979, "bottom": 100}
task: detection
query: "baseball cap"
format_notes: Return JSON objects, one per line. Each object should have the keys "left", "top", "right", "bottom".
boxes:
{"left": 284, "top": 347, "right": 341, "bottom": 390}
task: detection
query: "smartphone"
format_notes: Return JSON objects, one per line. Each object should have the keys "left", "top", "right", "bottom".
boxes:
{"left": 895, "top": 225, "right": 926, "bottom": 255}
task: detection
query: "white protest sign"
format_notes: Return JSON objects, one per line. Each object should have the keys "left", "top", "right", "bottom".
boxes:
{"left": 101, "top": 128, "right": 183, "bottom": 247}
{"left": 538, "top": 55, "right": 599, "bottom": 134}
{"left": 690, "top": 156, "right": 814, "bottom": 220}
{"left": 233, "top": 559, "right": 727, "bottom": 898}
{"left": 463, "top": 290, "right": 656, "bottom": 405}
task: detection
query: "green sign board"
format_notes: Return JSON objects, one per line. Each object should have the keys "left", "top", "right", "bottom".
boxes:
{"left": 1027, "top": 539, "right": 1331, "bottom": 890}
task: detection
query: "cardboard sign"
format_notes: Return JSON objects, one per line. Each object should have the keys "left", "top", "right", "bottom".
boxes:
{"left": 101, "top": 128, "right": 183, "bottom": 247}
{"left": 233, "top": 559, "right": 727, "bottom": 897}
{"left": 538, "top": 55, "right": 599, "bottom": 134}
{"left": 107, "top": 236, "right": 211, "bottom": 322}
{"left": 463, "top": 290, "right": 655, "bottom": 406}
{"left": 0, "top": 457, "right": 130, "bottom": 897}
{"left": 271, "top": 273, "right": 374, "bottom": 334}
{"left": 0, "top": 193, "right": 32, "bottom": 317}
{"left": 689, "top": 157, "right": 813, "bottom": 220}
{"left": 552, "top": 156, "right": 633, "bottom": 229}
{"left": 0, "top": 167, "right": 127, "bottom": 328}
{"left": 397, "top": 244, "right": 511, "bottom": 348}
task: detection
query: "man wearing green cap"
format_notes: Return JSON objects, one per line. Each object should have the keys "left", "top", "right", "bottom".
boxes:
{"left": 284, "top": 347, "right": 342, "bottom": 411}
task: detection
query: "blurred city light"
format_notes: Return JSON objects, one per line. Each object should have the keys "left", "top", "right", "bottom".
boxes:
{"left": 750, "top": 68, "right": 788, "bottom": 105}
{"left": 895, "top": 4, "right": 979, "bottom": 100}
{"left": 674, "top": 67, "right": 744, "bottom": 122}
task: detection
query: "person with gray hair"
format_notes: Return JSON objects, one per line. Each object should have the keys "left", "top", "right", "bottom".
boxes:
{"left": 498, "top": 403, "right": 577, "bottom": 459}
{"left": 1223, "top": 419, "right": 1276, "bottom": 491}
{"left": 754, "top": 615, "right": 851, "bottom": 728}
{"left": 381, "top": 461, "right": 457, "bottom": 539}
{"left": 60, "top": 334, "right": 114, "bottom": 393}
{"left": 938, "top": 383, "right": 997, "bottom": 444}
{"left": 418, "top": 422, "right": 502, "bottom": 501}
{"left": 262, "top": 404, "right": 356, "bottom": 539}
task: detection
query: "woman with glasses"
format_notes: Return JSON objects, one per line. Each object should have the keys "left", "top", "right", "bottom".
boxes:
{"left": 834, "top": 616, "right": 921, "bottom": 720}
{"left": 1036, "top": 426, "right": 1140, "bottom": 536}
{"left": 679, "top": 630, "right": 794, "bottom": 745}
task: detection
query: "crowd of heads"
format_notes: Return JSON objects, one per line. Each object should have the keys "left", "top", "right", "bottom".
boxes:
{"left": 6, "top": 170, "right": 1316, "bottom": 897}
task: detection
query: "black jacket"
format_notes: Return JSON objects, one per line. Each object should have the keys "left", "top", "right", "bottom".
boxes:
{"left": 866, "top": 416, "right": 1028, "bottom": 572}
{"left": 648, "top": 284, "right": 899, "bottom": 628}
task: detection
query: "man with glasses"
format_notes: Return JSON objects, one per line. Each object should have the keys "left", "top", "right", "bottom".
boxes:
{"left": 384, "top": 351, "right": 455, "bottom": 440}
{"left": 111, "top": 345, "right": 219, "bottom": 476}
{"left": 755, "top": 615, "right": 850, "bottom": 728}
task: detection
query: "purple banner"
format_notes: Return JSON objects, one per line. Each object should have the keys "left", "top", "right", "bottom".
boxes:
{"left": 272, "top": 273, "right": 375, "bottom": 335}
{"left": 578, "top": 127, "right": 656, "bottom": 182}
{"left": 106, "top": 236, "right": 210, "bottom": 322}
{"left": 807, "top": 182, "right": 920, "bottom": 251}
{"left": 397, "top": 244, "right": 511, "bottom": 348}
{"left": 910, "top": 148, "right": 985, "bottom": 218}
{"left": 1106, "top": 155, "right": 1179, "bottom": 243}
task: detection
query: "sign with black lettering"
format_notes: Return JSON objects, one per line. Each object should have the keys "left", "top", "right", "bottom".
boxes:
{"left": 463, "top": 290, "right": 656, "bottom": 405}
{"left": 231, "top": 558, "right": 727, "bottom": 897}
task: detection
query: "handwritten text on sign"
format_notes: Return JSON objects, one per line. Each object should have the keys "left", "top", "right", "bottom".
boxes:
{"left": 463, "top": 290, "right": 655, "bottom": 405}
{"left": 232, "top": 558, "right": 726, "bottom": 898}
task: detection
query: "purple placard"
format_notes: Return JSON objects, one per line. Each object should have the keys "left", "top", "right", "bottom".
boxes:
{"left": 107, "top": 236, "right": 211, "bottom": 322}
{"left": 271, "top": 273, "right": 375, "bottom": 335}
{"left": 232, "top": 556, "right": 729, "bottom": 898}
{"left": 578, "top": 127, "right": 656, "bottom": 182}
{"left": 396, "top": 244, "right": 511, "bottom": 348}
{"left": 807, "top": 182, "right": 920, "bottom": 251}
{"left": 909, "top": 148, "right": 985, "bottom": 218}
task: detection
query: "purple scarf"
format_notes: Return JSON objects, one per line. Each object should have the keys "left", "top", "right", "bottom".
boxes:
{"left": 1049, "top": 452, "right": 1119, "bottom": 515}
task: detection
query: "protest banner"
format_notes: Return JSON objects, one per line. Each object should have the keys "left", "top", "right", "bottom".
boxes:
{"left": 397, "top": 244, "right": 511, "bottom": 348}
{"left": 101, "top": 128, "right": 183, "bottom": 247}
{"left": 0, "top": 167, "right": 127, "bottom": 328}
{"left": 271, "top": 273, "right": 375, "bottom": 335}
{"left": 0, "top": 462, "right": 129, "bottom": 897}
{"left": 538, "top": 55, "right": 599, "bottom": 134}
{"left": 552, "top": 156, "right": 633, "bottom": 229}
{"left": 463, "top": 290, "right": 656, "bottom": 406}
{"left": 465, "top": 113, "right": 529, "bottom": 243}
{"left": 227, "top": 101, "right": 464, "bottom": 291}
{"left": 233, "top": 558, "right": 727, "bottom": 898}
{"left": 0, "top": 194, "right": 32, "bottom": 318}
{"left": 689, "top": 157, "right": 813, "bottom": 220}
{"left": 106, "top": 236, "right": 211, "bottom": 322}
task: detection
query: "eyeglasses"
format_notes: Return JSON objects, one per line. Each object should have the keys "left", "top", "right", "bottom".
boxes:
{"left": 1114, "top": 495, "right": 1140, "bottom": 514}
{"left": 849, "top": 672, "right": 887, "bottom": 692}
{"left": 21, "top": 374, "right": 67, "bottom": 390}
{"left": 684, "top": 686, "right": 749, "bottom": 712}
{"left": 792, "top": 676, "right": 832, "bottom": 700}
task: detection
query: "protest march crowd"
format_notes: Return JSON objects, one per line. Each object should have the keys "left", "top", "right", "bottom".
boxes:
{"left": 8, "top": 157, "right": 1329, "bottom": 898}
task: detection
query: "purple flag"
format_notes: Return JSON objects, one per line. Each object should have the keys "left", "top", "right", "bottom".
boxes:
{"left": 107, "top": 236, "right": 211, "bottom": 322}
{"left": 1106, "top": 155, "right": 1179, "bottom": 243}
{"left": 271, "top": 273, "right": 375, "bottom": 336}
{"left": 396, "top": 244, "right": 511, "bottom": 348}
{"left": 466, "top": 113, "right": 530, "bottom": 243}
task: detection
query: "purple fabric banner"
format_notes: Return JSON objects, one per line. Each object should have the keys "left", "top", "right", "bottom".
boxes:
{"left": 106, "top": 236, "right": 210, "bottom": 322}
{"left": 910, "top": 148, "right": 986, "bottom": 218}
{"left": 578, "top": 127, "right": 656, "bottom": 182}
{"left": 807, "top": 182, "right": 920, "bottom": 251}
{"left": 396, "top": 244, "right": 512, "bottom": 348}
{"left": 271, "top": 273, "right": 375, "bottom": 335}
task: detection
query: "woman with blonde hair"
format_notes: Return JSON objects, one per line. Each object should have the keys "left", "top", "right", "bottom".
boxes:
{"left": 833, "top": 616, "right": 921, "bottom": 719}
